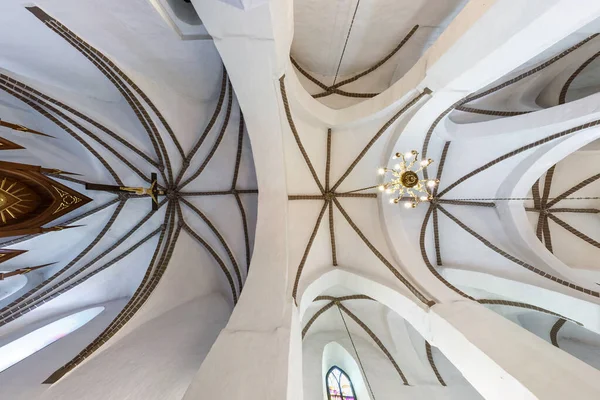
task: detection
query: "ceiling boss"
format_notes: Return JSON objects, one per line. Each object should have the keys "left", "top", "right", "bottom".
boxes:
{"left": 378, "top": 150, "right": 438, "bottom": 208}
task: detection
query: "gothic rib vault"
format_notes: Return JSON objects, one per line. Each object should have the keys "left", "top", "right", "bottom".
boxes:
{"left": 3, "top": 1, "right": 600, "bottom": 400}
{"left": 0, "top": 1, "right": 257, "bottom": 398}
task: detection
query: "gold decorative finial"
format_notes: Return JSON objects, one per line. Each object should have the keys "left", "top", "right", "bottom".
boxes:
{"left": 0, "top": 262, "right": 55, "bottom": 280}
{"left": 0, "top": 119, "right": 54, "bottom": 138}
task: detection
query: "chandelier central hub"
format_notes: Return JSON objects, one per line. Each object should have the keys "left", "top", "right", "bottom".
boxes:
{"left": 400, "top": 171, "right": 419, "bottom": 188}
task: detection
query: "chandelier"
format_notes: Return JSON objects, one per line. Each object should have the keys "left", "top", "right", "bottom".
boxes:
{"left": 378, "top": 150, "right": 438, "bottom": 208}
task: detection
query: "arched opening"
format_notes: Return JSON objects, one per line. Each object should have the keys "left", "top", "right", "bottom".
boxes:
{"left": 326, "top": 366, "right": 358, "bottom": 400}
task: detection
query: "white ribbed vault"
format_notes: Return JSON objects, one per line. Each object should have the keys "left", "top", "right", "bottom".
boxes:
{"left": 2, "top": 1, "right": 600, "bottom": 400}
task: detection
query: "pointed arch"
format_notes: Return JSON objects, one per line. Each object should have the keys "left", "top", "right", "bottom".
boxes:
{"left": 326, "top": 365, "right": 358, "bottom": 400}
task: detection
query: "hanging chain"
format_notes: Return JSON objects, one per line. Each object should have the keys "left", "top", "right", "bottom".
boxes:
{"left": 445, "top": 196, "right": 600, "bottom": 202}
{"left": 337, "top": 303, "right": 377, "bottom": 400}
{"left": 345, "top": 184, "right": 599, "bottom": 202}
{"left": 332, "top": 0, "right": 361, "bottom": 86}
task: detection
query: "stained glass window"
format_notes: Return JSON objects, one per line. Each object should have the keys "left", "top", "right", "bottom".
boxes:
{"left": 326, "top": 366, "right": 357, "bottom": 400}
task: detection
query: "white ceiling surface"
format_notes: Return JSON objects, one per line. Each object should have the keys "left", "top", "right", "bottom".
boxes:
{"left": 414, "top": 122, "right": 600, "bottom": 295}
{"left": 0, "top": 0, "right": 258, "bottom": 391}
{"left": 410, "top": 20, "right": 600, "bottom": 288}
{"left": 292, "top": 0, "right": 468, "bottom": 108}
{"left": 450, "top": 19, "right": 600, "bottom": 124}
{"left": 285, "top": 100, "right": 422, "bottom": 298}
{"left": 525, "top": 149, "right": 600, "bottom": 271}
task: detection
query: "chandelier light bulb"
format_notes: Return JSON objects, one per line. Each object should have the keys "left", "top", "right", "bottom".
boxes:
{"left": 377, "top": 168, "right": 385, "bottom": 175}
{"left": 389, "top": 198, "right": 395, "bottom": 204}
{"left": 420, "top": 159, "right": 429, "bottom": 167}
{"left": 404, "top": 202, "right": 413, "bottom": 208}
{"left": 394, "top": 163, "right": 401, "bottom": 170}
{"left": 420, "top": 196, "right": 429, "bottom": 201}
{"left": 405, "top": 152, "right": 413, "bottom": 158}
{"left": 427, "top": 180, "right": 437, "bottom": 187}
{"left": 385, "top": 188, "right": 393, "bottom": 194}
{"left": 378, "top": 185, "right": 385, "bottom": 191}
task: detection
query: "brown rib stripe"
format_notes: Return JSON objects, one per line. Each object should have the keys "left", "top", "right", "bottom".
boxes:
{"left": 433, "top": 142, "right": 450, "bottom": 198}
{"left": 338, "top": 303, "right": 409, "bottom": 385}
{"left": 437, "top": 205, "right": 600, "bottom": 298}
{"left": 548, "top": 214, "right": 600, "bottom": 249}
{"left": 1, "top": 80, "right": 151, "bottom": 183}
{"left": 288, "top": 195, "right": 325, "bottom": 200}
{"left": 425, "top": 341, "right": 446, "bottom": 386}
{"left": 331, "top": 89, "right": 429, "bottom": 192}
{"left": 420, "top": 205, "right": 475, "bottom": 300}
{"left": 0, "top": 201, "right": 126, "bottom": 320}
{"left": 183, "top": 224, "right": 238, "bottom": 304}
{"left": 559, "top": 48, "right": 600, "bottom": 104}
{"left": 44, "top": 19, "right": 171, "bottom": 182}
{"left": 234, "top": 192, "right": 252, "bottom": 272}
{"left": 478, "top": 299, "right": 578, "bottom": 324}
{"left": 180, "top": 80, "right": 233, "bottom": 188}
{"left": 422, "top": 34, "right": 599, "bottom": 171}
{"left": 5, "top": 227, "right": 162, "bottom": 327}
{"left": 328, "top": 202, "right": 338, "bottom": 266}
{"left": 0, "top": 202, "right": 165, "bottom": 325}
{"left": 437, "top": 199, "right": 495, "bottom": 208}
{"left": 314, "top": 295, "right": 374, "bottom": 302}
{"left": 437, "top": 121, "right": 600, "bottom": 198}
{"left": 46, "top": 208, "right": 179, "bottom": 383}
{"left": 177, "top": 67, "right": 228, "bottom": 186}
{"left": 181, "top": 198, "right": 243, "bottom": 292}
{"left": 232, "top": 110, "right": 245, "bottom": 189}
{"left": 551, "top": 208, "right": 600, "bottom": 214}
{"left": 433, "top": 208, "right": 442, "bottom": 266}
{"left": 546, "top": 173, "right": 600, "bottom": 208}
{"left": 542, "top": 217, "right": 553, "bottom": 253}
{"left": 280, "top": 75, "right": 325, "bottom": 193}
{"left": 293, "top": 25, "right": 418, "bottom": 99}
{"left": 44, "top": 16, "right": 183, "bottom": 181}
{"left": 0, "top": 78, "right": 122, "bottom": 185}
{"left": 302, "top": 301, "right": 335, "bottom": 338}
{"left": 292, "top": 200, "right": 329, "bottom": 300}
{"left": 455, "top": 106, "right": 531, "bottom": 117}
{"left": 327, "top": 25, "right": 419, "bottom": 91}
{"left": 465, "top": 34, "right": 599, "bottom": 104}
{"left": 333, "top": 198, "right": 432, "bottom": 306}
{"left": 550, "top": 318, "right": 567, "bottom": 347}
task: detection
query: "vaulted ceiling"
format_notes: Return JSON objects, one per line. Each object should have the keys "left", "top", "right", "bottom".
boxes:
{"left": 2, "top": 1, "right": 600, "bottom": 399}
{"left": 0, "top": 1, "right": 257, "bottom": 396}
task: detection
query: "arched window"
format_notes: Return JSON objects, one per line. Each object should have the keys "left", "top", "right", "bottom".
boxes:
{"left": 326, "top": 366, "right": 357, "bottom": 400}
{"left": 0, "top": 306, "right": 104, "bottom": 373}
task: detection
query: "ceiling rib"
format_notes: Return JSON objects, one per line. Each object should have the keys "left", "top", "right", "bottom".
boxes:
{"left": 291, "top": 24, "right": 419, "bottom": 99}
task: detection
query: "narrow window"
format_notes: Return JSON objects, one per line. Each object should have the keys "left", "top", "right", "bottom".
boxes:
{"left": 0, "top": 307, "right": 104, "bottom": 373}
{"left": 326, "top": 366, "right": 357, "bottom": 400}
